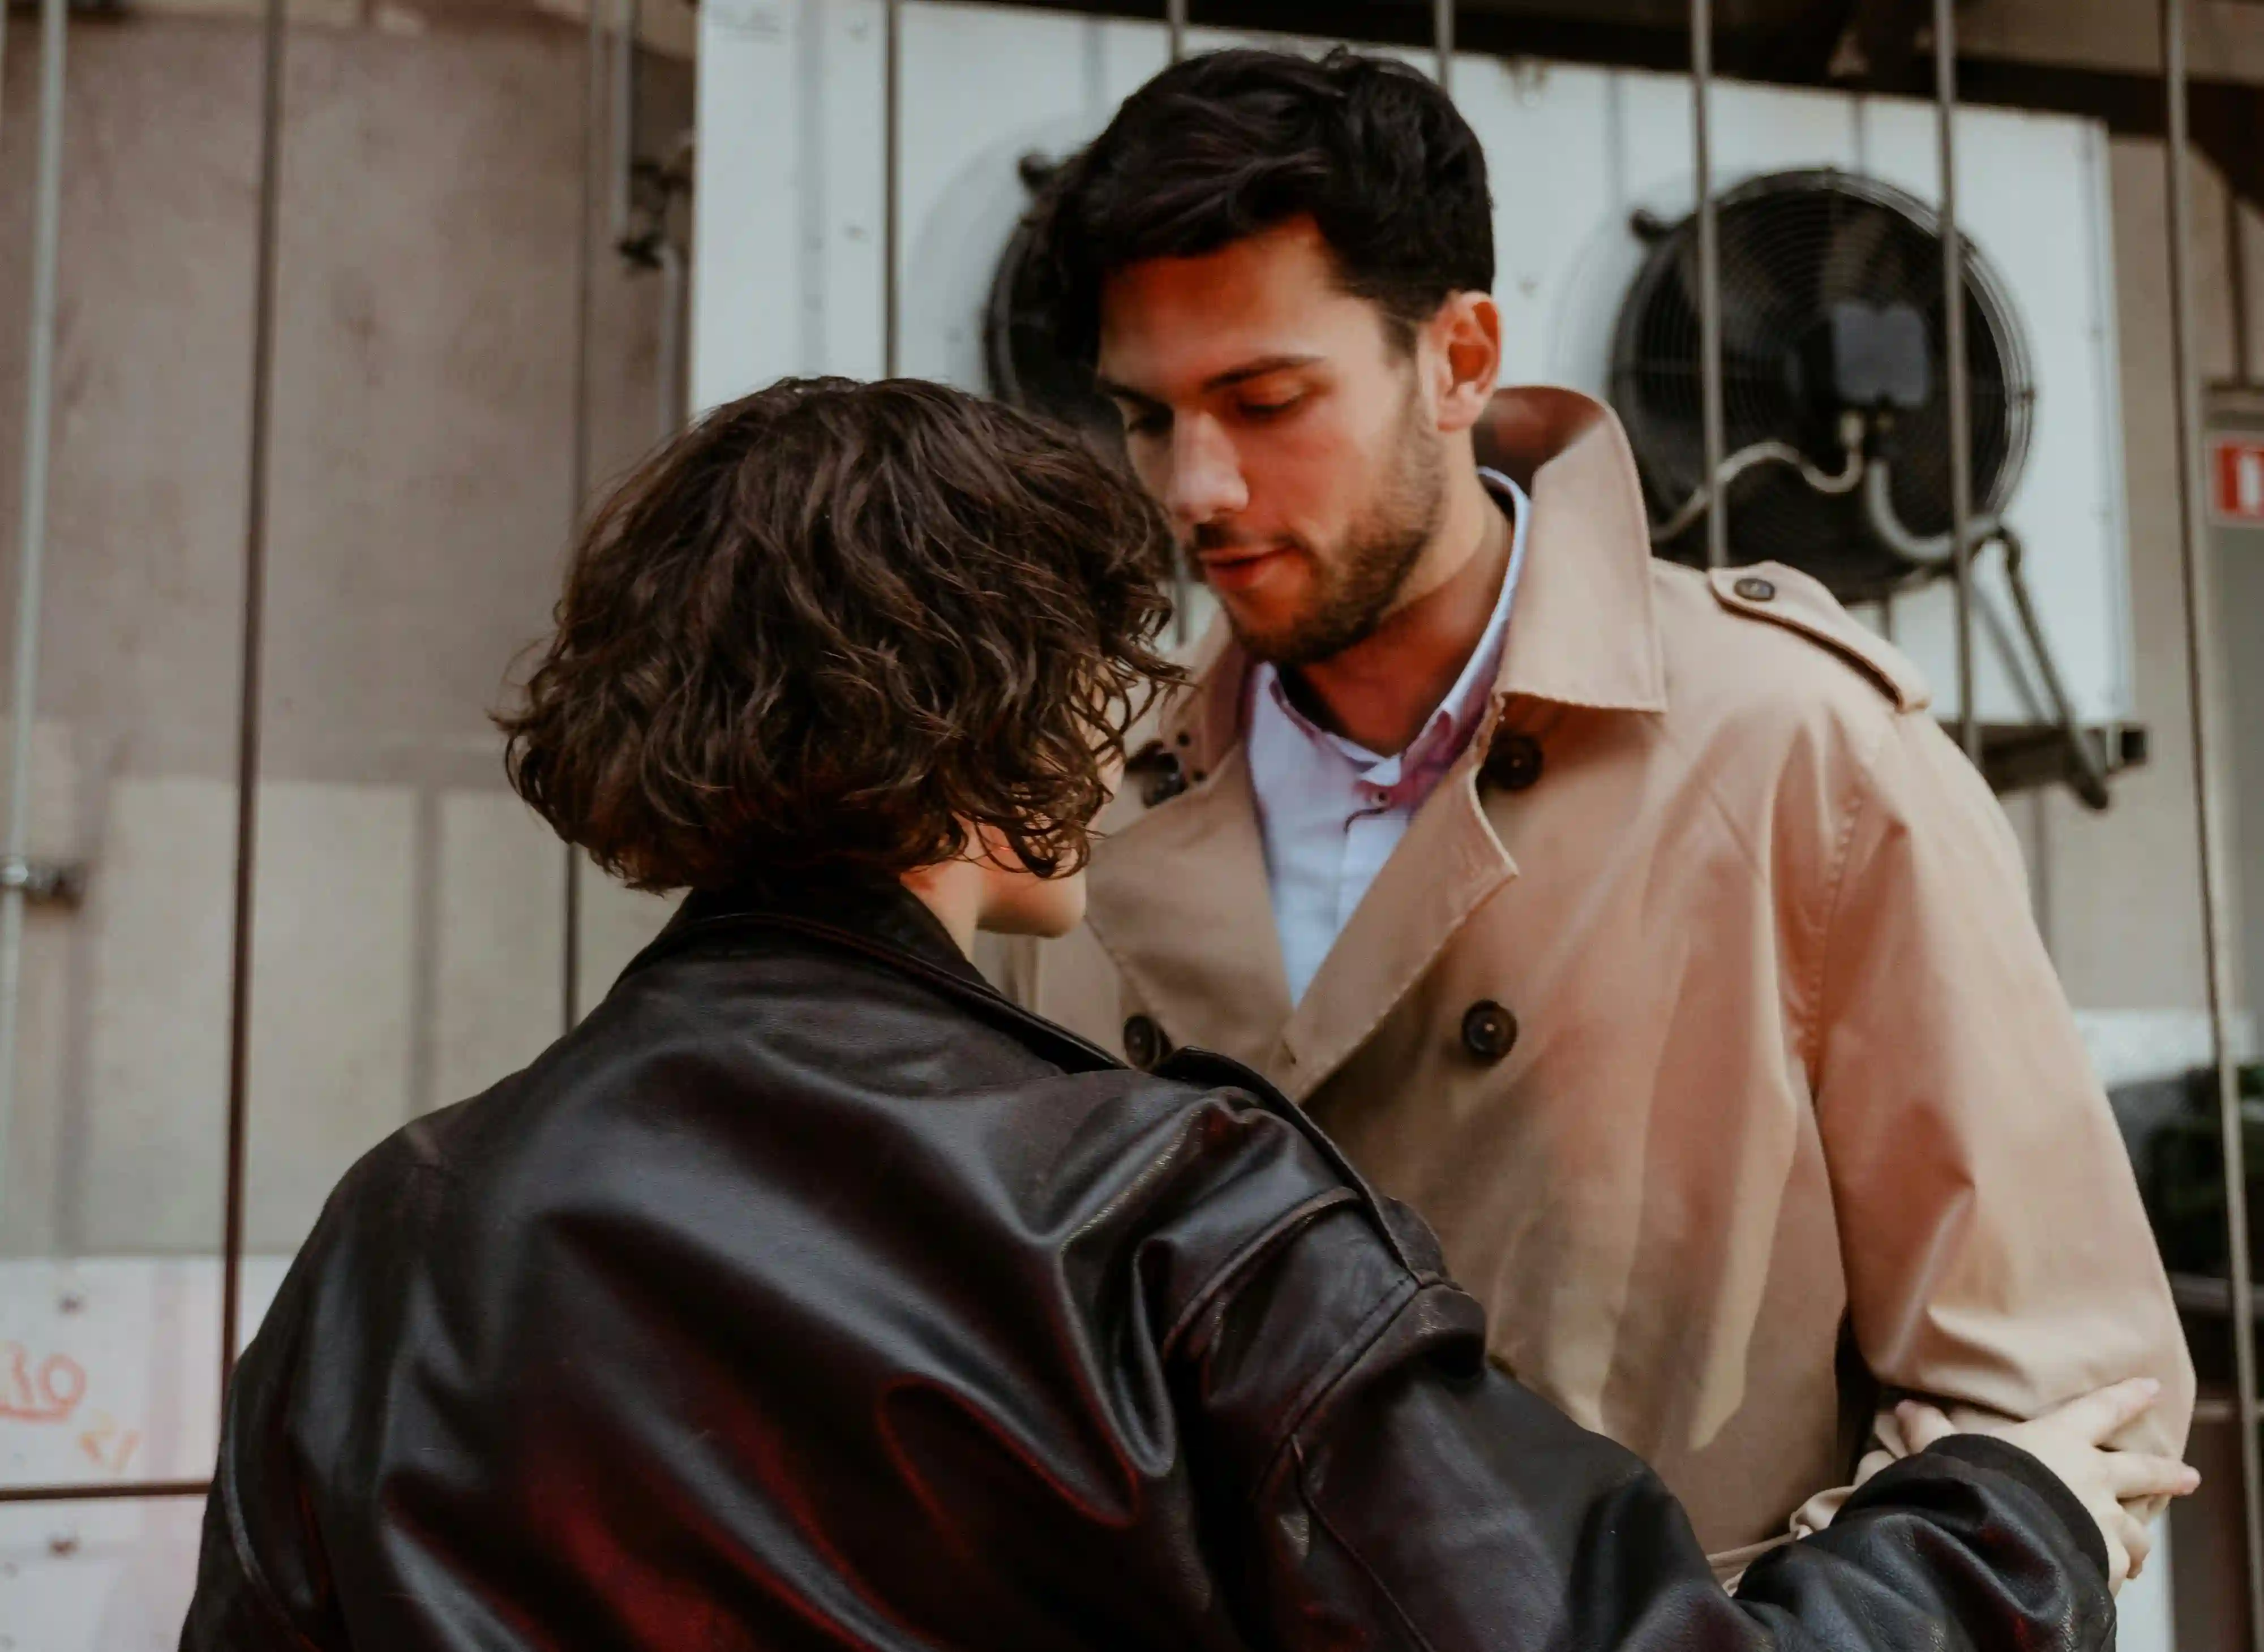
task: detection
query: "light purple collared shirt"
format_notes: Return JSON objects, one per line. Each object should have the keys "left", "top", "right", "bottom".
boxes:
{"left": 1247, "top": 471, "right": 1529, "bottom": 1005}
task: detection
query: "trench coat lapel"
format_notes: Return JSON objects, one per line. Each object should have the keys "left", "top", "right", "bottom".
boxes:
{"left": 1083, "top": 744, "right": 1294, "bottom": 1075}
{"left": 1276, "top": 749, "right": 1516, "bottom": 1104}
{"left": 1083, "top": 387, "right": 1662, "bottom": 1094}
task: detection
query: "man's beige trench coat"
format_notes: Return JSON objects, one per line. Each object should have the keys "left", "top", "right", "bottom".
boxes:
{"left": 990, "top": 385, "right": 2193, "bottom": 1573}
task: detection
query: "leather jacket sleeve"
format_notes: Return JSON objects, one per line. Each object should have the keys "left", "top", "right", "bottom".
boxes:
{"left": 1178, "top": 1193, "right": 2114, "bottom": 1652}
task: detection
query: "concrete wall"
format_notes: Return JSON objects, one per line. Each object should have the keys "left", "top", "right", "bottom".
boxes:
{"left": 0, "top": 14, "right": 684, "bottom": 1261}
{"left": 2010, "top": 139, "right": 2259, "bottom": 1035}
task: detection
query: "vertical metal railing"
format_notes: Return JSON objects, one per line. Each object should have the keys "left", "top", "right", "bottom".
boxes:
{"left": 1165, "top": 0, "right": 1189, "bottom": 645}
{"left": 0, "top": 0, "right": 68, "bottom": 1251}
{"left": 2232, "top": 163, "right": 2254, "bottom": 389}
{"left": 561, "top": 0, "right": 612, "bottom": 1036}
{"left": 2163, "top": 0, "right": 2264, "bottom": 1642}
{"left": 885, "top": 0, "right": 903, "bottom": 379}
{"left": 1433, "top": 0, "right": 1452, "bottom": 97}
{"left": 0, "top": 0, "right": 284, "bottom": 1518}
{"left": 1934, "top": 0, "right": 1979, "bottom": 762}
{"left": 1690, "top": 0, "right": 1726, "bottom": 572}
{"left": 218, "top": 0, "right": 289, "bottom": 1413}
{"left": 609, "top": 0, "right": 640, "bottom": 246}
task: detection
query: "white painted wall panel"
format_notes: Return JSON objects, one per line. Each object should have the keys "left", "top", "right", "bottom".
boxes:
{"left": 700, "top": 17, "right": 2136, "bottom": 726}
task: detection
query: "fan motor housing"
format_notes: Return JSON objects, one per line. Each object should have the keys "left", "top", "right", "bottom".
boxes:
{"left": 1610, "top": 169, "right": 2035, "bottom": 601}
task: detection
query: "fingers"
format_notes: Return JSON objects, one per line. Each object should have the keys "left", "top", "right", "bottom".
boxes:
{"left": 2115, "top": 1507, "right": 2152, "bottom": 1589}
{"left": 1894, "top": 1399, "right": 1959, "bottom": 1453}
{"left": 2103, "top": 1529, "right": 2132, "bottom": 1594}
{"left": 2046, "top": 1377, "right": 2164, "bottom": 1445}
{"left": 2106, "top": 1451, "right": 2202, "bottom": 1502}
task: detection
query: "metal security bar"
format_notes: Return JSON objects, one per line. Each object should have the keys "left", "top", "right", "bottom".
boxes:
{"left": 0, "top": 0, "right": 282, "bottom": 1514}
{"left": 0, "top": 12, "right": 2252, "bottom": 1640}
{"left": 220, "top": 0, "right": 290, "bottom": 1417}
{"left": 886, "top": 0, "right": 904, "bottom": 377}
{"left": 1935, "top": 0, "right": 1979, "bottom": 762}
{"left": 1690, "top": 0, "right": 1727, "bottom": 572}
{"left": 563, "top": 0, "right": 609, "bottom": 1035}
{"left": 2162, "top": 0, "right": 2264, "bottom": 1642}
{"left": 0, "top": 0, "right": 68, "bottom": 1259}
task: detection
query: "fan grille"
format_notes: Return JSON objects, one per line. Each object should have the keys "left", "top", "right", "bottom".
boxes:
{"left": 985, "top": 156, "right": 1121, "bottom": 443}
{"left": 1609, "top": 169, "right": 2035, "bottom": 598}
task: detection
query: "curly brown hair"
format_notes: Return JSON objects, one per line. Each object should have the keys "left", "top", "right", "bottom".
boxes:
{"left": 498, "top": 377, "right": 1180, "bottom": 892}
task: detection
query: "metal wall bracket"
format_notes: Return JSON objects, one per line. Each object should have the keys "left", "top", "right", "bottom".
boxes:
{"left": 1976, "top": 722, "right": 2146, "bottom": 805}
{"left": 0, "top": 855, "right": 85, "bottom": 907}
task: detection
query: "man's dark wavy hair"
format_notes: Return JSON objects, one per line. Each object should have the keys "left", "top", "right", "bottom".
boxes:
{"left": 498, "top": 377, "right": 1180, "bottom": 892}
{"left": 1037, "top": 46, "right": 1494, "bottom": 365}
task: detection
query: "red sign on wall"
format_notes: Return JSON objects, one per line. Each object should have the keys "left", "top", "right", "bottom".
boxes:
{"left": 2215, "top": 436, "right": 2264, "bottom": 525}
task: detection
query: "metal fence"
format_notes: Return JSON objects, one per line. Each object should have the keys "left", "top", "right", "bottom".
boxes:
{"left": 0, "top": 0, "right": 2254, "bottom": 1641}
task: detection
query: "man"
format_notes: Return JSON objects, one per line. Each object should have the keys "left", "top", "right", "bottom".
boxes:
{"left": 178, "top": 377, "right": 2184, "bottom": 1650}
{"left": 1004, "top": 45, "right": 2193, "bottom": 1573}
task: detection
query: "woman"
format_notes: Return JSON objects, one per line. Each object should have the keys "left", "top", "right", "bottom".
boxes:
{"left": 181, "top": 377, "right": 2189, "bottom": 1650}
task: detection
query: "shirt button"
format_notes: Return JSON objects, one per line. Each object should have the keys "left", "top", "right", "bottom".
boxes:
{"left": 1124, "top": 1014, "right": 1169, "bottom": 1071}
{"left": 1460, "top": 1001, "right": 1519, "bottom": 1063}
{"left": 1734, "top": 575, "right": 1777, "bottom": 602}
{"left": 1481, "top": 731, "right": 1544, "bottom": 793}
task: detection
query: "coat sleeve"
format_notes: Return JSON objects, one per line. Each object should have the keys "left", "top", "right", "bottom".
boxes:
{"left": 1177, "top": 1196, "right": 2116, "bottom": 1652}
{"left": 177, "top": 1258, "right": 343, "bottom": 1652}
{"left": 1791, "top": 710, "right": 2192, "bottom": 1536}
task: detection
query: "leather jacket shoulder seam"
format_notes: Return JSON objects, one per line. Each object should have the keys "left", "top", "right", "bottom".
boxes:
{"left": 1157, "top": 1186, "right": 1362, "bottom": 1358}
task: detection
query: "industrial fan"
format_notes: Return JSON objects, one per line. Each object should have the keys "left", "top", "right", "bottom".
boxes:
{"left": 1602, "top": 168, "right": 2107, "bottom": 806}
{"left": 985, "top": 152, "right": 1121, "bottom": 441}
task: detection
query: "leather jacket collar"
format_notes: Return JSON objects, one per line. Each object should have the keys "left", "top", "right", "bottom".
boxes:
{"left": 642, "top": 874, "right": 988, "bottom": 990}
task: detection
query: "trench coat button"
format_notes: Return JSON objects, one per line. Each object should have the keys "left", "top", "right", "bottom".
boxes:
{"left": 1482, "top": 731, "right": 1544, "bottom": 793}
{"left": 1734, "top": 575, "right": 1777, "bottom": 602}
{"left": 1122, "top": 744, "right": 1187, "bottom": 807}
{"left": 1124, "top": 1014, "right": 1169, "bottom": 1071}
{"left": 1460, "top": 1000, "right": 1519, "bottom": 1063}
{"left": 1140, "top": 755, "right": 1187, "bottom": 807}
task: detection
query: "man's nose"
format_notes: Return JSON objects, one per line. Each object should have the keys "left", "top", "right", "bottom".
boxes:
{"left": 1163, "top": 414, "right": 1248, "bottom": 533}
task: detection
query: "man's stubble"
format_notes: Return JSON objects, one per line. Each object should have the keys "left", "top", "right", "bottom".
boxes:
{"left": 1216, "top": 378, "right": 1448, "bottom": 670}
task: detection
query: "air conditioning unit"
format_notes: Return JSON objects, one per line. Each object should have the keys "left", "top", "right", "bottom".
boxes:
{"left": 694, "top": 0, "right": 2136, "bottom": 799}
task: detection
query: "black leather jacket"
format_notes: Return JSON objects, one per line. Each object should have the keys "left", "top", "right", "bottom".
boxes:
{"left": 182, "top": 881, "right": 2113, "bottom": 1651}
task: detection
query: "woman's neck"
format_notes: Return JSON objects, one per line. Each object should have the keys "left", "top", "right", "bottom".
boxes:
{"left": 898, "top": 858, "right": 981, "bottom": 956}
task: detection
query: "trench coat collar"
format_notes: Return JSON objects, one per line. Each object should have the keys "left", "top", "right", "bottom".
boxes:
{"left": 1088, "top": 387, "right": 1666, "bottom": 1101}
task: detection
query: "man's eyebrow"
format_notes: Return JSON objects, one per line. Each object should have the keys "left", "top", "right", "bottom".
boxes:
{"left": 1201, "top": 354, "right": 1322, "bottom": 391}
{"left": 1093, "top": 375, "right": 1164, "bottom": 409}
{"left": 1094, "top": 354, "right": 1324, "bottom": 406}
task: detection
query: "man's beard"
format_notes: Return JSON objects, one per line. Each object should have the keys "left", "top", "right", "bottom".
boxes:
{"left": 1207, "top": 398, "right": 1448, "bottom": 669}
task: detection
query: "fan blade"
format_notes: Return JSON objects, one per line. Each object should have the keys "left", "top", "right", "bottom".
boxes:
{"left": 1679, "top": 222, "right": 1811, "bottom": 362}
{"left": 1816, "top": 204, "right": 1897, "bottom": 307}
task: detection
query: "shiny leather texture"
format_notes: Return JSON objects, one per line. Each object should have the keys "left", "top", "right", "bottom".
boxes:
{"left": 181, "top": 880, "right": 2112, "bottom": 1651}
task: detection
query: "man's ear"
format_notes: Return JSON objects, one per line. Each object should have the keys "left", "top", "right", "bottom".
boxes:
{"left": 1431, "top": 290, "right": 1503, "bottom": 436}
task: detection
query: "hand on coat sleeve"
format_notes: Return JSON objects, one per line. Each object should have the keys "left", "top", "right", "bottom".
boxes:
{"left": 1794, "top": 711, "right": 2192, "bottom": 1533}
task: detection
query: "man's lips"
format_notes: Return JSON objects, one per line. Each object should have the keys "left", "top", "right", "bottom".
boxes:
{"left": 1195, "top": 545, "right": 1290, "bottom": 591}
